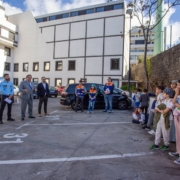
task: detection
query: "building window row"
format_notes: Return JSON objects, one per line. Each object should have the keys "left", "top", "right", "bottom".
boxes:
{"left": 36, "top": 3, "right": 123, "bottom": 23}
{"left": 5, "top": 59, "right": 120, "bottom": 72}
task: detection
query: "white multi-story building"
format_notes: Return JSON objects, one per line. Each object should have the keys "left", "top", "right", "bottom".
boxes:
{"left": 130, "top": 27, "right": 154, "bottom": 65}
{"left": 0, "top": 0, "right": 130, "bottom": 88}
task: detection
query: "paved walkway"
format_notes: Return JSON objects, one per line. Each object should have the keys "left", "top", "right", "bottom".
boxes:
{"left": 0, "top": 97, "right": 180, "bottom": 180}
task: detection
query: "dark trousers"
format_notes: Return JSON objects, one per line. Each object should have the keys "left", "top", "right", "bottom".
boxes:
{"left": 141, "top": 106, "right": 148, "bottom": 124}
{"left": 38, "top": 96, "right": 48, "bottom": 114}
{"left": 0, "top": 95, "right": 12, "bottom": 120}
{"left": 75, "top": 96, "right": 84, "bottom": 111}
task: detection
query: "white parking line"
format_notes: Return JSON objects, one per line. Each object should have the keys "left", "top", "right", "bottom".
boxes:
{"left": 22, "top": 122, "right": 131, "bottom": 127}
{"left": 49, "top": 110, "right": 58, "bottom": 114}
{"left": 0, "top": 152, "right": 153, "bottom": 165}
{"left": 16, "top": 121, "right": 35, "bottom": 130}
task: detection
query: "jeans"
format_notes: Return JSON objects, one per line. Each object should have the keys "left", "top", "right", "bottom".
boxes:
{"left": 88, "top": 100, "right": 95, "bottom": 111}
{"left": 75, "top": 96, "right": 84, "bottom": 111}
{"left": 104, "top": 94, "right": 113, "bottom": 111}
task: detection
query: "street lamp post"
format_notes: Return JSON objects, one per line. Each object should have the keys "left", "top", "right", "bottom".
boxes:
{"left": 126, "top": 8, "right": 133, "bottom": 95}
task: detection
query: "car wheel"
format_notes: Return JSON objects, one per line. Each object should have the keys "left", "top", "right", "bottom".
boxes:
{"left": 71, "top": 100, "right": 81, "bottom": 110}
{"left": 118, "top": 100, "right": 128, "bottom": 110}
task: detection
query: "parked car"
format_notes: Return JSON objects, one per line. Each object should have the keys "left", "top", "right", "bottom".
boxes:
{"left": 60, "top": 83, "right": 132, "bottom": 110}
{"left": 58, "top": 86, "right": 65, "bottom": 95}
{"left": 49, "top": 86, "right": 58, "bottom": 97}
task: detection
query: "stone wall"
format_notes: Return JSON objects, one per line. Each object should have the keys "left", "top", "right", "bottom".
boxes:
{"left": 131, "top": 43, "right": 180, "bottom": 91}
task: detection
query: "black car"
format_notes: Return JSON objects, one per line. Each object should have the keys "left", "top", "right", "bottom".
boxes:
{"left": 49, "top": 86, "right": 58, "bottom": 97}
{"left": 60, "top": 83, "right": 132, "bottom": 110}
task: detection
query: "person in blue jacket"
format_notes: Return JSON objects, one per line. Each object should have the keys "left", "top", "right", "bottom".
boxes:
{"left": 0, "top": 74, "right": 15, "bottom": 124}
{"left": 87, "top": 84, "right": 98, "bottom": 114}
{"left": 103, "top": 77, "right": 114, "bottom": 113}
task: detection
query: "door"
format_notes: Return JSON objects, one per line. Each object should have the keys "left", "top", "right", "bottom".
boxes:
{"left": 112, "top": 79, "right": 119, "bottom": 88}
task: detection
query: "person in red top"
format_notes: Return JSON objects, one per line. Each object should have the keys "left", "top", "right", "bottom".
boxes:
{"left": 75, "top": 80, "right": 87, "bottom": 112}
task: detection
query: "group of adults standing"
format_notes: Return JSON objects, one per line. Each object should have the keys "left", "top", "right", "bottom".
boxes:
{"left": 0, "top": 74, "right": 50, "bottom": 124}
{"left": 74, "top": 77, "right": 114, "bottom": 113}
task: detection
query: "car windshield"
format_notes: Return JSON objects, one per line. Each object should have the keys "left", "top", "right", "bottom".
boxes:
{"left": 49, "top": 86, "right": 56, "bottom": 90}
{"left": 115, "top": 88, "right": 123, "bottom": 93}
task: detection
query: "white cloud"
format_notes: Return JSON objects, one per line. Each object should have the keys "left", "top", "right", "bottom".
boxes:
{"left": 24, "top": 0, "right": 106, "bottom": 16}
{"left": 3, "top": 2, "right": 23, "bottom": 15}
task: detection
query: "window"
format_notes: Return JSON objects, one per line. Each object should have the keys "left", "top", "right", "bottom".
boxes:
{"left": 23, "top": 63, "right": 29, "bottom": 72}
{"left": 4, "top": 62, "right": 10, "bottom": 71}
{"left": 80, "top": 78, "right": 87, "bottom": 83}
{"left": 33, "top": 62, "right": 39, "bottom": 71}
{"left": 86, "top": 9, "right": 94, "bottom": 14}
{"left": 68, "top": 61, "right": 76, "bottom": 71}
{"left": 62, "top": 13, "right": 69, "bottom": 18}
{"left": 111, "top": 59, "right": 119, "bottom": 70}
{"left": 68, "top": 78, "right": 75, "bottom": 84}
{"left": 49, "top": 16, "right": 56, "bottom": 21}
{"left": 55, "top": 14, "right": 62, "bottom": 19}
{"left": 33, "top": 78, "right": 38, "bottom": 83}
{"left": 114, "top": 4, "right": 123, "bottom": 10}
{"left": 44, "top": 62, "right": 50, "bottom": 71}
{"left": 13, "top": 78, "right": 18, "bottom": 86}
{"left": 112, "top": 79, "right": 119, "bottom": 88}
{"left": 55, "top": 78, "right": 62, "bottom": 86}
{"left": 96, "top": 7, "right": 104, "bottom": 12}
{"left": 9, "top": 32, "right": 15, "bottom": 41}
{"left": 135, "top": 40, "right": 145, "bottom": 44}
{"left": 46, "top": 78, "right": 50, "bottom": 84}
{"left": 71, "top": 11, "right": 78, "bottom": 17}
{"left": 105, "top": 5, "right": 113, "bottom": 11}
{"left": 22, "top": 78, "right": 26, "bottom": 81}
{"left": 36, "top": 17, "right": 47, "bottom": 23}
{"left": 78, "top": 10, "right": 86, "bottom": 16}
{"left": 4, "top": 47, "right": 11, "bottom": 56}
{"left": 14, "top": 63, "right": 19, "bottom": 72}
{"left": 55, "top": 61, "right": 62, "bottom": 71}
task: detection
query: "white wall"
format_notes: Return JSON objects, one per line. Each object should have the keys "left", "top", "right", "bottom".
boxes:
{"left": 8, "top": 5, "right": 127, "bottom": 86}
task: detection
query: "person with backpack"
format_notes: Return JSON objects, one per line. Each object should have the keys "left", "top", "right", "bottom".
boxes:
{"left": 87, "top": 84, "right": 98, "bottom": 114}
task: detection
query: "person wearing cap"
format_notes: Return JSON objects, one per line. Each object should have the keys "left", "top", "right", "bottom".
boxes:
{"left": 171, "top": 80, "right": 178, "bottom": 90}
{"left": 75, "top": 80, "right": 87, "bottom": 112}
{"left": 150, "top": 87, "right": 174, "bottom": 151}
{"left": 103, "top": 77, "right": 114, "bottom": 113}
{"left": 87, "top": 84, "right": 98, "bottom": 113}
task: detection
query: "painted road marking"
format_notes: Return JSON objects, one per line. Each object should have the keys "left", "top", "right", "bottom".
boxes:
{"left": 0, "top": 152, "right": 153, "bottom": 165}
{"left": 21, "top": 122, "right": 131, "bottom": 127}
{"left": 49, "top": 110, "right": 58, "bottom": 114}
{"left": 16, "top": 121, "right": 35, "bottom": 130}
{"left": 3, "top": 133, "right": 28, "bottom": 139}
{"left": 0, "top": 139, "right": 23, "bottom": 144}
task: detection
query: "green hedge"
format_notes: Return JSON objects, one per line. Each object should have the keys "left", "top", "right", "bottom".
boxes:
{"left": 121, "top": 85, "right": 136, "bottom": 91}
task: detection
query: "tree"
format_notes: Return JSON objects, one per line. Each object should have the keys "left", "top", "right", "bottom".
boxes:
{"left": 127, "top": 0, "right": 180, "bottom": 88}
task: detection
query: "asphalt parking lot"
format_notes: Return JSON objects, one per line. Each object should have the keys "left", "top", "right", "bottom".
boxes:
{"left": 0, "top": 97, "right": 180, "bottom": 180}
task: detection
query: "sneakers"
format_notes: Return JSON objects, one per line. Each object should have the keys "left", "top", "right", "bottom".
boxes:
{"left": 160, "top": 145, "right": 169, "bottom": 151}
{"left": 87, "top": 111, "right": 90, "bottom": 114}
{"left": 149, "top": 144, "right": 159, "bottom": 150}
{"left": 148, "top": 130, "right": 155, "bottom": 135}
{"left": 92, "top": 111, "right": 94, "bottom": 114}
{"left": 174, "top": 157, "right": 180, "bottom": 165}
{"left": 108, "top": 111, "right": 112, "bottom": 113}
{"left": 102, "top": 110, "right": 107, "bottom": 112}
{"left": 169, "top": 152, "right": 179, "bottom": 157}
{"left": 145, "top": 127, "right": 151, "bottom": 131}
{"left": 142, "top": 125, "right": 148, "bottom": 129}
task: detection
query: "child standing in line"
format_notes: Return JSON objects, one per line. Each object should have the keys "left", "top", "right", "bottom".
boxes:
{"left": 147, "top": 86, "right": 164, "bottom": 134}
{"left": 134, "top": 89, "right": 142, "bottom": 109}
{"left": 169, "top": 80, "right": 180, "bottom": 165}
{"left": 87, "top": 84, "right": 98, "bottom": 114}
{"left": 132, "top": 107, "right": 145, "bottom": 124}
{"left": 140, "top": 89, "right": 149, "bottom": 124}
{"left": 149, "top": 88, "right": 174, "bottom": 151}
